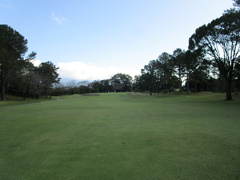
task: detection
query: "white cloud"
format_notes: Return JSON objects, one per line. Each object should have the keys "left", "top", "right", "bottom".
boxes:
{"left": 31, "top": 59, "right": 41, "bottom": 67}
{"left": 51, "top": 13, "right": 67, "bottom": 25}
{"left": 57, "top": 61, "right": 141, "bottom": 81}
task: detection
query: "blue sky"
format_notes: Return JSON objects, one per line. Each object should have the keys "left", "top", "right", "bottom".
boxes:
{"left": 1, "top": 0, "right": 234, "bottom": 81}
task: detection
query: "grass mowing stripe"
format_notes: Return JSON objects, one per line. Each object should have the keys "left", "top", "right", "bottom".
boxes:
{"left": 0, "top": 92, "right": 240, "bottom": 179}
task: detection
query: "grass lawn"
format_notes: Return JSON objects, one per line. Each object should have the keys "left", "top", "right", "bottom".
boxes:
{"left": 0, "top": 92, "right": 240, "bottom": 180}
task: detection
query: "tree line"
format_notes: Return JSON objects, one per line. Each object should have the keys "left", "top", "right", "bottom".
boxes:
{"left": 138, "top": 4, "right": 240, "bottom": 100}
{"left": 51, "top": 73, "right": 132, "bottom": 95}
{"left": 1, "top": 1, "right": 239, "bottom": 100}
{"left": 54, "top": 4, "right": 240, "bottom": 100}
{"left": 0, "top": 25, "right": 60, "bottom": 101}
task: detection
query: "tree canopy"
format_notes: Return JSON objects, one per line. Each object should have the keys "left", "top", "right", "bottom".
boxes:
{"left": 0, "top": 25, "right": 60, "bottom": 100}
{"left": 0, "top": 24, "right": 28, "bottom": 100}
{"left": 110, "top": 73, "right": 132, "bottom": 92}
{"left": 189, "top": 11, "right": 240, "bottom": 100}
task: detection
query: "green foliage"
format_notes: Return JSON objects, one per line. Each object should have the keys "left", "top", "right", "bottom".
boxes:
{"left": 36, "top": 61, "right": 60, "bottom": 98}
{"left": 156, "top": 52, "right": 177, "bottom": 93}
{"left": 0, "top": 24, "right": 28, "bottom": 58}
{"left": 233, "top": 0, "right": 240, "bottom": 8}
{"left": 110, "top": 73, "right": 132, "bottom": 92}
{"left": 172, "top": 48, "right": 186, "bottom": 90}
{"left": 136, "top": 5, "right": 240, "bottom": 99}
{"left": 0, "top": 24, "right": 28, "bottom": 100}
{"left": 141, "top": 60, "right": 158, "bottom": 95}
{"left": 189, "top": 11, "right": 240, "bottom": 100}
{"left": 0, "top": 93, "right": 239, "bottom": 179}
{"left": 0, "top": 25, "right": 59, "bottom": 100}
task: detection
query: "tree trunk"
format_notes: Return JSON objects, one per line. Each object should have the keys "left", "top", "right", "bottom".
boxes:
{"left": 226, "top": 79, "right": 232, "bottom": 100}
{"left": 1, "top": 75, "right": 6, "bottom": 101}
{"left": 1, "top": 84, "right": 6, "bottom": 101}
{"left": 178, "top": 69, "right": 182, "bottom": 92}
{"left": 149, "top": 86, "right": 152, "bottom": 96}
{"left": 194, "top": 81, "right": 197, "bottom": 92}
{"left": 149, "top": 84, "right": 152, "bottom": 95}
{"left": 179, "top": 80, "right": 182, "bottom": 92}
{"left": 186, "top": 73, "right": 190, "bottom": 93}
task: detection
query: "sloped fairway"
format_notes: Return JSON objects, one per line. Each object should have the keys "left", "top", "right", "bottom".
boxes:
{"left": 0, "top": 93, "right": 240, "bottom": 180}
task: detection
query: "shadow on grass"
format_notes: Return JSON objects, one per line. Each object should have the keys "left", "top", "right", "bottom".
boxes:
{"left": 0, "top": 95, "right": 55, "bottom": 107}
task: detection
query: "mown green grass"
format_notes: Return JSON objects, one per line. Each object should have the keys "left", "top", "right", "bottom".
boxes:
{"left": 0, "top": 92, "right": 240, "bottom": 180}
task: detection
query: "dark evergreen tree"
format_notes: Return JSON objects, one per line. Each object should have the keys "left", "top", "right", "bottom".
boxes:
{"left": 0, "top": 25, "right": 28, "bottom": 100}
